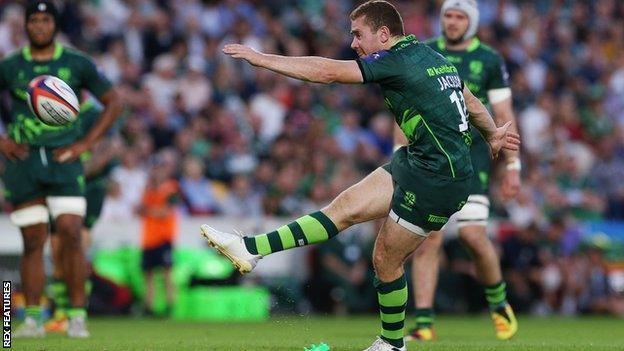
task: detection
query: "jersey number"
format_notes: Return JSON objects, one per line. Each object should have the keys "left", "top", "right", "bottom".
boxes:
{"left": 450, "top": 90, "right": 469, "bottom": 132}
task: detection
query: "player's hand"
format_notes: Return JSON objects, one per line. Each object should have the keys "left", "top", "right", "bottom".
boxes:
{"left": 222, "top": 44, "right": 264, "bottom": 66}
{"left": 487, "top": 121, "right": 520, "bottom": 159}
{"left": 53, "top": 140, "right": 90, "bottom": 163}
{"left": 501, "top": 169, "right": 521, "bottom": 200}
{"left": 0, "top": 138, "right": 28, "bottom": 161}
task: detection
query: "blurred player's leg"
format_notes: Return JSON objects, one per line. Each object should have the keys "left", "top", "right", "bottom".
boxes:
{"left": 201, "top": 167, "right": 393, "bottom": 274}
{"left": 46, "top": 225, "right": 91, "bottom": 333}
{"left": 406, "top": 230, "right": 443, "bottom": 341}
{"left": 144, "top": 270, "right": 155, "bottom": 315}
{"left": 45, "top": 233, "right": 69, "bottom": 333}
{"left": 56, "top": 214, "right": 87, "bottom": 308}
{"left": 50, "top": 196, "right": 89, "bottom": 338}
{"left": 364, "top": 217, "right": 427, "bottom": 351}
{"left": 161, "top": 243, "right": 174, "bottom": 315}
{"left": 141, "top": 241, "right": 173, "bottom": 315}
{"left": 459, "top": 224, "right": 517, "bottom": 340}
{"left": 11, "top": 201, "right": 49, "bottom": 338}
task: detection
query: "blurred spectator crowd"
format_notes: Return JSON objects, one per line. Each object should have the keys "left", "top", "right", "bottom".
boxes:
{"left": 0, "top": 0, "right": 623, "bottom": 316}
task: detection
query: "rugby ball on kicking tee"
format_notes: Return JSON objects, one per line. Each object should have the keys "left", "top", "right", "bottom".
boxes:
{"left": 26, "top": 75, "right": 80, "bottom": 126}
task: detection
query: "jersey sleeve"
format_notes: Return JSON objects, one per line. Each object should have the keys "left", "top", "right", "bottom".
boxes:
{"left": 356, "top": 50, "right": 402, "bottom": 84}
{"left": 79, "top": 56, "right": 113, "bottom": 99}
{"left": 486, "top": 54, "right": 510, "bottom": 91}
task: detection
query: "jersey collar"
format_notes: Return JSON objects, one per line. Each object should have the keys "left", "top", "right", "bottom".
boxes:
{"left": 22, "top": 43, "right": 64, "bottom": 62}
{"left": 437, "top": 37, "right": 480, "bottom": 52}
{"left": 391, "top": 34, "right": 417, "bottom": 50}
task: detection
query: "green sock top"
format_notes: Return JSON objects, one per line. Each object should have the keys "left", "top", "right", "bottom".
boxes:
{"left": 25, "top": 305, "right": 42, "bottom": 325}
{"left": 67, "top": 307, "right": 87, "bottom": 318}
{"left": 414, "top": 308, "right": 434, "bottom": 328}
{"left": 485, "top": 281, "right": 508, "bottom": 310}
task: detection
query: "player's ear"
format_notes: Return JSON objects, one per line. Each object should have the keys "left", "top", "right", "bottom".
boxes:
{"left": 378, "top": 26, "right": 391, "bottom": 44}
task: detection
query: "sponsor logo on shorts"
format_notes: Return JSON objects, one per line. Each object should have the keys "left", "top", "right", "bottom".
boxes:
{"left": 403, "top": 191, "right": 416, "bottom": 207}
{"left": 400, "top": 191, "right": 416, "bottom": 211}
{"left": 427, "top": 214, "right": 449, "bottom": 224}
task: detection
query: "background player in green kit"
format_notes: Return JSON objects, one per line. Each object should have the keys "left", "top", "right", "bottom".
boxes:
{"left": 79, "top": 100, "right": 122, "bottom": 232}
{"left": 399, "top": 0, "right": 521, "bottom": 342}
{"left": 207, "top": 1, "right": 519, "bottom": 350}
{"left": 0, "top": 1, "right": 122, "bottom": 338}
{"left": 45, "top": 98, "right": 122, "bottom": 333}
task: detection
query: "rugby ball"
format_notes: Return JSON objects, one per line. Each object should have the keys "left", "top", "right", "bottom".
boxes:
{"left": 26, "top": 75, "right": 80, "bottom": 126}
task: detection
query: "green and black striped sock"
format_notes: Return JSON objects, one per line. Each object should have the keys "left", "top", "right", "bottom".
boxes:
{"left": 67, "top": 307, "right": 87, "bottom": 319}
{"left": 25, "top": 305, "right": 42, "bottom": 326}
{"left": 485, "top": 280, "right": 508, "bottom": 310}
{"left": 375, "top": 275, "right": 407, "bottom": 349}
{"left": 244, "top": 211, "right": 338, "bottom": 256}
{"left": 414, "top": 307, "right": 434, "bottom": 328}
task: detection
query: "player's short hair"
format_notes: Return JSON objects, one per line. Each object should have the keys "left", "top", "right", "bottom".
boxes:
{"left": 349, "top": 0, "right": 405, "bottom": 37}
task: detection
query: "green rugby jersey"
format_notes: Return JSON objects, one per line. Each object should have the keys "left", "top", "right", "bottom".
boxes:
{"left": 0, "top": 43, "right": 112, "bottom": 147}
{"left": 357, "top": 34, "right": 472, "bottom": 179}
{"left": 426, "top": 37, "right": 510, "bottom": 192}
{"left": 427, "top": 37, "right": 509, "bottom": 106}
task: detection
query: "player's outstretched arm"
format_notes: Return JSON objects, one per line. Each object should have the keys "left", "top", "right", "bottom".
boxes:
{"left": 223, "top": 44, "right": 363, "bottom": 84}
{"left": 463, "top": 86, "right": 520, "bottom": 158}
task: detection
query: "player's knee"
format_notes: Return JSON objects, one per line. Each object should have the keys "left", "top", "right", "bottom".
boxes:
{"left": 60, "top": 232, "right": 83, "bottom": 251}
{"left": 22, "top": 231, "right": 47, "bottom": 255}
{"left": 55, "top": 217, "right": 84, "bottom": 248}
{"left": 372, "top": 244, "right": 391, "bottom": 274}
{"left": 325, "top": 189, "right": 363, "bottom": 227}
{"left": 372, "top": 250, "right": 385, "bottom": 275}
{"left": 23, "top": 236, "right": 46, "bottom": 254}
{"left": 342, "top": 205, "right": 364, "bottom": 226}
{"left": 373, "top": 249, "right": 402, "bottom": 281}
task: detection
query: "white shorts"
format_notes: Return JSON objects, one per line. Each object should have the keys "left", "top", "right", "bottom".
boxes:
{"left": 455, "top": 194, "right": 490, "bottom": 228}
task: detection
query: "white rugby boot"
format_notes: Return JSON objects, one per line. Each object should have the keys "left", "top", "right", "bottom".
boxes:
{"left": 200, "top": 224, "right": 262, "bottom": 274}
{"left": 14, "top": 316, "right": 45, "bottom": 338}
{"left": 362, "top": 337, "right": 406, "bottom": 351}
{"left": 67, "top": 315, "right": 90, "bottom": 338}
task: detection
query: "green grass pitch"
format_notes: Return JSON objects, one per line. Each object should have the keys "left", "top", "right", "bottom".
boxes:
{"left": 11, "top": 315, "right": 624, "bottom": 350}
